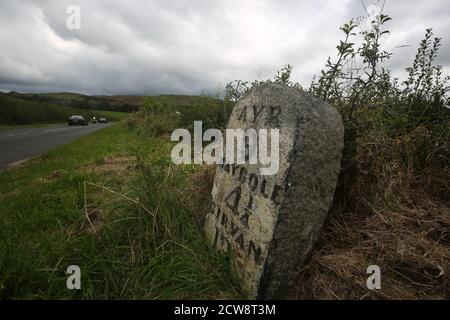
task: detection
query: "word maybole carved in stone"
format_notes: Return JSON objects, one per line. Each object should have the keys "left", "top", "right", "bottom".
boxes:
{"left": 204, "top": 83, "right": 344, "bottom": 299}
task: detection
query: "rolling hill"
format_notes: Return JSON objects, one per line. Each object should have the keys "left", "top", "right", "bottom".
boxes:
{"left": 0, "top": 94, "right": 129, "bottom": 125}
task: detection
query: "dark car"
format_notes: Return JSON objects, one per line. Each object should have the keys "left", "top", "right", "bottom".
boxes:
{"left": 68, "top": 115, "right": 88, "bottom": 126}
{"left": 99, "top": 117, "right": 108, "bottom": 123}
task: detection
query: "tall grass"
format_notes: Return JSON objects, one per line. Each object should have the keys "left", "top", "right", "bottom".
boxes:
{"left": 0, "top": 125, "right": 239, "bottom": 299}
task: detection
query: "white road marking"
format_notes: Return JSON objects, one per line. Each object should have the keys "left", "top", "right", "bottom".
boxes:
{"left": 0, "top": 132, "right": 30, "bottom": 139}
{"left": 43, "top": 128, "right": 69, "bottom": 133}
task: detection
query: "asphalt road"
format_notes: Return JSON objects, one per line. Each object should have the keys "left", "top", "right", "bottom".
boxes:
{"left": 0, "top": 123, "right": 111, "bottom": 171}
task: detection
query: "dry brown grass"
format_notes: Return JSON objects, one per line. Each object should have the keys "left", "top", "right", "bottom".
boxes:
{"left": 180, "top": 123, "right": 450, "bottom": 300}
{"left": 290, "top": 129, "right": 450, "bottom": 300}
{"left": 66, "top": 156, "right": 138, "bottom": 239}
{"left": 182, "top": 165, "right": 216, "bottom": 226}
{"left": 89, "top": 156, "right": 136, "bottom": 174}
{"left": 83, "top": 155, "right": 137, "bottom": 184}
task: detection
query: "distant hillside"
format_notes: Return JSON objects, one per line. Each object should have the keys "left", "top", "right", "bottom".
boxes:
{"left": 6, "top": 91, "right": 224, "bottom": 112}
{"left": 96, "top": 95, "right": 146, "bottom": 111}
{"left": 153, "top": 94, "right": 224, "bottom": 109}
{"left": 0, "top": 94, "right": 129, "bottom": 125}
{"left": 4, "top": 92, "right": 221, "bottom": 114}
{"left": 0, "top": 91, "right": 226, "bottom": 126}
{"left": 5, "top": 92, "right": 140, "bottom": 113}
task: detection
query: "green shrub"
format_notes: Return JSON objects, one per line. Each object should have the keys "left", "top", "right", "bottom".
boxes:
{"left": 127, "top": 95, "right": 233, "bottom": 137}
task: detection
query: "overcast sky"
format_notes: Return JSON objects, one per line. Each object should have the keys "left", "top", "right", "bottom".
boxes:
{"left": 0, "top": 0, "right": 449, "bottom": 96}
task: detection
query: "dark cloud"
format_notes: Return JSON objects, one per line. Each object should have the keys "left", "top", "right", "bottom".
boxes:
{"left": 0, "top": 0, "right": 449, "bottom": 95}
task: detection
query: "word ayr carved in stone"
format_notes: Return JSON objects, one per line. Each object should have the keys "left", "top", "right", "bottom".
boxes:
{"left": 204, "top": 83, "right": 344, "bottom": 299}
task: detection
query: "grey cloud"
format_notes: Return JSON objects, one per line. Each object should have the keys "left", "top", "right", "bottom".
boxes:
{"left": 0, "top": 0, "right": 449, "bottom": 95}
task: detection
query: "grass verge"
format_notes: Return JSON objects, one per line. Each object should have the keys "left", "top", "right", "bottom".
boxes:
{"left": 0, "top": 124, "right": 238, "bottom": 299}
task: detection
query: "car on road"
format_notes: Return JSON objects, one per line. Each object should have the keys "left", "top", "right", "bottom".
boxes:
{"left": 99, "top": 117, "right": 108, "bottom": 124}
{"left": 68, "top": 115, "right": 88, "bottom": 126}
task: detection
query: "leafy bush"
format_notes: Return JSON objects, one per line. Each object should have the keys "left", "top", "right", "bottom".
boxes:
{"left": 127, "top": 95, "right": 233, "bottom": 137}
